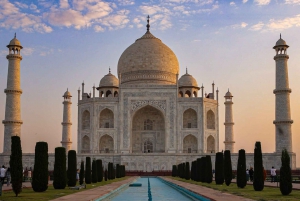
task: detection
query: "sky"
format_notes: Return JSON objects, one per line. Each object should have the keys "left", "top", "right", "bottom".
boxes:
{"left": 0, "top": 0, "right": 300, "bottom": 167}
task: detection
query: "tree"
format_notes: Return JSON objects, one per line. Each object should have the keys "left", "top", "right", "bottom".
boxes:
{"left": 182, "top": 163, "right": 186, "bottom": 179}
{"left": 280, "top": 149, "right": 292, "bottom": 195}
{"left": 79, "top": 161, "right": 84, "bottom": 185}
{"left": 97, "top": 159, "right": 103, "bottom": 182}
{"left": 237, "top": 149, "right": 247, "bottom": 188}
{"left": 253, "top": 142, "right": 264, "bottom": 191}
{"left": 9, "top": 136, "right": 23, "bottom": 196}
{"left": 215, "top": 152, "right": 224, "bottom": 185}
{"left": 53, "top": 147, "right": 67, "bottom": 189}
{"left": 85, "top": 157, "right": 91, "bottom": 184}
{"left": 205, "top": 155, "right": 213, "bottom": 183}
{"left": 32, "top": 142, "right": 48, "bottom": 192}
{"left": 185, "top": 162, "right": 190, "bottom": 180}
{"left": 200, "top": 157, "right": 206, "bottom": 182}
{"left": 67, "top": 150, "right": 77, "bottom": 187}
{"left": 104, "top": 169, "right": 108, "bottom": 181}
{"left": 196, "top": 158, "right": 201, "bottom": 182}
{"left": 92, "top": 159, "right": 98, "bottom": 183}
{"left": 224, "top": 150, "right": 232, "bottom": 186}
{"left": 190, "top": 162, "right": 194, "bottom": 180}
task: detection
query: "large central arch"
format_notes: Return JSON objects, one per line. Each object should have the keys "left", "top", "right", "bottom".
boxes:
{"left": 132, "top": 105, "right": 165, "bottom": 153}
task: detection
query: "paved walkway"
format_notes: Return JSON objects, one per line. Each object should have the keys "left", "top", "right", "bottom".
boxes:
{"left": 51, "top": 177, "right": 137, "bottom": 201}
{"left": 1, "top": 180, "right": 53, "bottom": 191}
{"left": 162, "top": 177, "right": 254, "bottom": 201}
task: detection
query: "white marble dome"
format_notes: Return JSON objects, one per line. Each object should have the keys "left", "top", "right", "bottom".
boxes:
{"left": 178, "top": 73, "right": 198, "bottom": 87}
{"left": 8, "top": 36, "right": 22, "bottom": 47}
{"left": 117, "top": 31, "right": 179, "bottom": 85}
{"left": 99, "top": 72, "right": 119, "bottom": 87}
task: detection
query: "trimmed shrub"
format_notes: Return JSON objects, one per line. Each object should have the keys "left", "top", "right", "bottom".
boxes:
{"left": 200, "top": 157, "right": 206, "bottom": 182}
{"left": 53, "top": 147, "right": 67, "bottom": 189}
{"left": 32, "top": 142, "right": 48, "bottom": 192}
{"left": 104, "top": 169, "right": 108, "bottom": 181}
{"left": 79, "top": 161, "right": 84, "bottom": 185}
{"left": 280, "top": 149, "right": 292, "bottom": 195}
{"left": 196, "top": 158, "right": 201, "bottom": 182}
{"left": 97, "top": 160, "right": 103, "bottom": 182}
{"left": 182, "top": 163, "right": 186, "bottom": 179}
{"left": 92, "top": 160, "right": 97, "bottom": 183}
{"left": 191, "top": 162, "right": 194, "bottom": 180}
{"left": 237, "top": 149, "right": 247, "bottom": 188}
{"left": 185, "top": 162, "right": 190, "bottom": 180}
{"left": 253, "top": 142, "right": 264, "bottom": 191}
{"left": 67, "top": 150, "right": 77, "bottom": 187}
{"left": 215, "top": 152, "right": 224, "bottom": 185}
{"left": 224, "top": 150, "right": 232, "bottom": 186}
{"left": 9, "top": 136, "right": 23, "bottom": 196}
{"left": 205, "top": 155, "right": 213, "bottom": 183}
{"left": 85, "top": 157, "right": 91, "bottom": 184}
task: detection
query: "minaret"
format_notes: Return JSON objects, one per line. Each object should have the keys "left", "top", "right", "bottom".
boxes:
{"left": 61, "top": 89, "right": 72, "bottom": 152}
{"left": 2, "top": 34, "right": 23, "bottom": 153}
{"left": 224, "top": 89, "right": 235, "bottom": 152}
{"left": 273, "top": 35, "right": 293, "bottom": 153}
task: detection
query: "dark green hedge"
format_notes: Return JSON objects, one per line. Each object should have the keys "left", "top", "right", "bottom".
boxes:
{"left": 92, "top": 159, "right": 97, "bottom": 183}
{"left": 237, "top": 149, "right": 246, "bottom": 188}
{"left": 224, "top": 150, "right": 232, "bottom": 186}
{"left": 85, "top": 157, "right": 91, "bottom": 184}
{"left": 79, "top": 161, "right": 84, "bottom": 185}
{"left": 215, "top": 152, "right": 224, "bottom": 185}
{"left": 67, "top": 150, "right": 77, "bottom": 187}
{"left": 53, "top": 147, "right": 67, "bottom": 189}
{"left": 280, "top": 149, "right": 292, "bottom": 195}
{"left": 32, "top": 142, "right": 48, "bottom": 192}
{"left": 253, "top": 142, "right": 264, "bottom": 191}
{"left": 10, "top": 136, "right": 23, "bottom": 196}
{"left": 97, "top": 159, "right": 103, "bottom": 182}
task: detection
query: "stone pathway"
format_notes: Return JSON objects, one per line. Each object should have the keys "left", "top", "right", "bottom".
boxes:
{"left": 51, "top": 177, "right": 137, "bottom": 201}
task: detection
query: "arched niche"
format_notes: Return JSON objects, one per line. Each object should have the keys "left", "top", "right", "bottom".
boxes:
{"left": 99, "top": 134, "right": 114, "bottom": 153}
{"left": 82, "top": 135, "right": 90, "bottom": 153}
{"left": 132, "top": 105, "right": 165, "bottom": 153}
{"left": 183, "top": 108, "right": 197, "bottom": 128}
{"left": 207, "top": 135, "right": 215, "bottom": 153}
{"left": 183, "top": 134, "right": 197, "bottom": 153}
{"left": 207, "top": 110, "right": 215, "bottom": 130}
{"left": 185, "top": 90, "right": 191, "bottom": 97}
{"left": 106, "top": 90, "right": 112, "bottom": 97}
{"left": 99, "top": 108, "right": 114, "bottom": 128}
{"left": 82, "top": 110, "right": 90, "bottom": 130}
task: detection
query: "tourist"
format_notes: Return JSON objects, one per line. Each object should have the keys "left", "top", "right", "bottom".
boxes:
{"left": 246, "top": 169, "right": 249, "bottom": 181}
{"left": 0, "top": 165, "right": 6, "bottom": 184}
{"left": 28, "top": 168, "right": 32, "bottom": 181}
{"left": 76, "top": 169, "right": 79, "bottom": 182}
{"left": 270, "top": 166, "right": 276, "bottom": 183}
{"left": 249, "top": 167, "right": 254, "bottom": 182}
{"left": 6, "top": 167, "right": 11, "bottom": 186}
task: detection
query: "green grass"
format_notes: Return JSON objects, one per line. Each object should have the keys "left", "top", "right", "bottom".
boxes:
{"left": 0, "top": 177, "right": 129, "bottom": 201}
{"left": 167, "top": 177, "right": 300, "bottom": 201}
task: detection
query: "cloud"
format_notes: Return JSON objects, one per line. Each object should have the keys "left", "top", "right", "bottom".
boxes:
{"left": 94, "top": 25, "right": 105, "bottom": 32}
{"left": 118, "top": 0, "right": 135, "bottom": 6}
{"left": 193, "top": 39, "right": 201, "bottom": 42}
{"left": 249, "top": 22, "right": 264, "bottom": 31}
{"left": 139, "top": 5, "right": 171, "bottom": 15}
{"left": 254, "top": 0, "right": 271, "bottom": 5}
{"left": 285, "top": 0, "right": 300, "bottom": 4}
{"left": 232, "top": 22, "right": 248, "bottom": 29}
{"left": 59, "top": 0, "right": 69, "bottom": 9}
{"left": 243, "top": 0, "right": 248, "bottom": 3}
{"left": 230, "top": 2, "right": 236, "bottom": 6}
{"left": 14, "top": 2, "right": 28, "bottom": 9}
{"left": 266, "top": 14, "right": 300, "bottom": 31}
{"left": 22, "top": 47, "right": 35, "bottom": 56}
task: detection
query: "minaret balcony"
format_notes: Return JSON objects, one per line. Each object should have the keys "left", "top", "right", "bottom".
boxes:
{"left": 273, "top": 88, "right": 291, "bottom": 94}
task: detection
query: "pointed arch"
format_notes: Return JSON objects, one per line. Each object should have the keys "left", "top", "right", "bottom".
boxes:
{"left": 179, "top": 91, "right": 183, "bottom": 97}
{"left": 106, "top": 90, "right": 112, "bottom": 97}
{"left": 82, "top": 135, "right": 90, "bottom": 153}
{"left": 82, "top": 110, "right": 90, "bottom": 129}
{"left": 207, "top": 110, "right": 215, "bottom": 129}
{"left": 185, "top": 90, "right": 191, "bottom": 97}
{"left": 183, "top": 108, "right": 197, "bottom": 128}
{"left": 183, "top": 134, "right": 197, "bottom": 153}
{"left": 207, "top": 135, "right": 215, "bottom": 153}
{"left": 99, "top": 108, "right": 114, "bottom": 128}
{"left": 114, "top": 91, "right": 118, "bottom": 97}
{"left": 99, "top": 134, "right": 114, "bottom": 153}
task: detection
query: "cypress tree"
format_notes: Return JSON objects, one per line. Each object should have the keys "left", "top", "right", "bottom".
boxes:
{"left": 237, "top": 149, "right": 247, "bottom": 188}
{"left": 67, "top": 150, "right": 77, "bottom": 187}
{"left": 116, "top": 164, "right": 120, "bottom": 178}
{"left": 224, "top": 150, "right": 232, "bottom": 186}
{"left": 104, "top": 169, "right": 108, "bottom": 181}
{"left": 85, "top": 157, "right": 91, "bottom": 184}
{"left": 190, "top": 162, "right": 194, "bottom": 180}
{"left": 253, "top": 142, "right": 264, "bottom": 191}
{"left": 79, "top": 161, "right": 84, "bottom": 185}
{"left": 215, "top": 152, "right": 224, "bottom": 185}
{"left": 280, "top": 149, "right": 292, "bottom": 195}
{"left": 196, "top": 158, "right": 201, "bottom": 182}
{"left": 92, "top": 159, "right": 97, "bottom": 183}
{"left": 185, "top": 162, "right": 190, "bottom": 180}
{"left": 182, "top": 162, "right": 186, "bottom": 179}
{"left": 32, "top": 142, "right": 48, "bottom": 192}
{"left": 9, "top": 136, "right": 23, "bottom": 196}
{"left": 205, "top": 155, "right": 213, "bottom": 183}
{"left": 200, "top": 157, "right": 206, "bottom": 182}
{"left": 53, "top": 147, "right": 67, "bottom": 189}
{"left": 97, "top": 160, "right": 103, "bottom": 182}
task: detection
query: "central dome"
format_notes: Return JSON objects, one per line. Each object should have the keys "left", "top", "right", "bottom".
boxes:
{"left": 117, "top": 31, "right": 179, "bottom": 85}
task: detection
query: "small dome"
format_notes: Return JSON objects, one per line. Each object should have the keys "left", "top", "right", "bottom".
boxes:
{"left": 225, "top": 90, "right": 233, "bottom": 97}
{"left": 63, "top": 89, "right": 72, "bottom": 97}
{"left": 178, "top": 73, "right": 198, "bottom": 87}
{"left": 99, "top": 72, "right": 119, "bottom": 87}
{"left": 275, "top": 38, "right": 287, "bottom": 46}
{"left": 7, "top": 34, "right": 22, "bottom": 48}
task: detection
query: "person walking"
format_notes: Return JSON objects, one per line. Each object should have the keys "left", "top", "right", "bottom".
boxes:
{"left": 270, "top": 166, "right": 276, "bottom": 183}
{"left": 0, "top": 166, "right": 6, "bottom": 184}
{"left": 6, "top": 167, "right": 11, "bottom": 186}
{"left": 249, "top": 167, "right": 254, "bottom": 182}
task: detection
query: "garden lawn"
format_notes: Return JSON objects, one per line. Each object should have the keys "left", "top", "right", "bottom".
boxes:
{"left": 0, "top": 177, "right": 129, "bottom": 201}
{"left": 168, "top": 177, "right": 300, "bottom": 201}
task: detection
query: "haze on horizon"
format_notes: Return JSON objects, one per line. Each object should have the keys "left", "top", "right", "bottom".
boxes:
{"left": 0, "top": 0, "right": 300, "bottom": 167}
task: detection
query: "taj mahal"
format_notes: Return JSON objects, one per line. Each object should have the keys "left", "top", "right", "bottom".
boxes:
{"left": 0, "top": 19, "right": 297, "bottom": 170}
